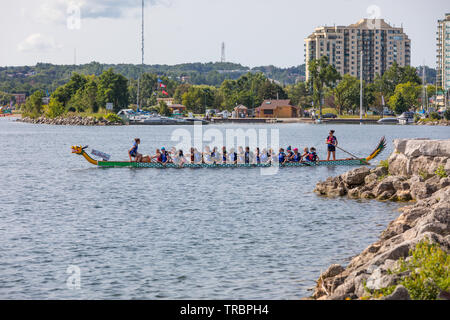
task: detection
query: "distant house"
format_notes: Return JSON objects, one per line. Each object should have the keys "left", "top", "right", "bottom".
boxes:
{"left": 233, "top": 105, "right": 248, "bottom": 118}
{"left": 12, "top": 93, "right": 26, "bottom": 106}
{"left": 157, "top": 98, "right": 174, "bottom": 106}
{"left": 169, "top": 104, "right": 186, "bottom": 115}
{"left": 255, "top": 99, "right": 299, "bottom": 118}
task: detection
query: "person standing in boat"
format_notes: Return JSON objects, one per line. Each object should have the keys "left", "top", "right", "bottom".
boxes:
{"left": 128, "top": 138, "right": 142, "bottom": 162}
{"left": 326, "top": 130, "right": 338, "bottom": 161}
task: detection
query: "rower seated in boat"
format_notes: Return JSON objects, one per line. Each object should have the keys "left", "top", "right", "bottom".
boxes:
{"left": 129, "top": 138, "right": 143, "bottom": 162}
{"left": 244, "top": 147, "right": 252, "bottom": 164}
{"left": 222, "top": 147, "right": 227, "bottom": 164}
{"left": 291, "top": 148, "right": 302, "bottom": 162}
{"left": 174, "top": 150, "right": 186, "bottom": 167}
{"left": 305, "top": 147, "right": 319, "bottom": 162}
{"left": 229, "top": 148, "right": 238, "bottom": 164}
{"left": 278, "top": 148, "right": 287, "bottom": 164}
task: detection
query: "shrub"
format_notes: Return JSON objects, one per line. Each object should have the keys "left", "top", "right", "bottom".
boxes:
{"left": 45, "top": 99, "right": 65, "bottom": 118}
{"left": 378, "top": 159, "right": 389, "bottom": 170}
{"left": 444, "top": 109, "right": 450, "bottom": 121}
{"left": 435, "top": 165, "right": 448, "bottom": 178}
{"left": 397, "top": 240, "right": 450, "bottom": 300}
{"left": 362, "top": 240, "right": 449, "bottom": 300}
{"left": 105, "top": 113, "right": 122, "bottom": 123}
{"left": 430, "top": 112, "right": 441, "bottom": 120}
{"left": 418, "top": 169, "right": 432, "bottom": 181}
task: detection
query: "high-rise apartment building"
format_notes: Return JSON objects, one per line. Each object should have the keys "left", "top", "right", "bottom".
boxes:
{"left": 305, "top": 19, "right": 411, "bottom": 83}
{"left": 437, "top": 13, "right": 450, "bottom": 92}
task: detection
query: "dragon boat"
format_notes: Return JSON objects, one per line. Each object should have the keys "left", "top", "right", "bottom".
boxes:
{"left": 71, "top": 137, "right": 386, "bottom": 169}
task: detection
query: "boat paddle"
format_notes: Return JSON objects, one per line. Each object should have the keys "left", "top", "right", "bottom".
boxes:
{"left": 335, "top": 145, "right": 369, "bottom": 165}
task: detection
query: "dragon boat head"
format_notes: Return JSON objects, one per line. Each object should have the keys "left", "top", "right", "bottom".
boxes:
{"left": 71, "top": 145, "right": 87, "bottom": 154}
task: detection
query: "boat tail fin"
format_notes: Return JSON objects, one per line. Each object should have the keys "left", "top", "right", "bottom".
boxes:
{"left": 365, "top": 137, "right": 387, "bottom": 162}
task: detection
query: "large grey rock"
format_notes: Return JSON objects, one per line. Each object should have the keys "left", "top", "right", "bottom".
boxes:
{"left": 342, "top": 167, "right": 371, "bottom": 187}
{"left": 381, "top": 285, "right": 411, "bottom": 300}
{"left": 410, "top": 182, "right": 437, "bottom": 200}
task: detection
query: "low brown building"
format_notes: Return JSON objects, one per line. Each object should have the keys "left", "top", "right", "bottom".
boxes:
{"left": 233, "top": 105, "right": 248, "bottom": 118}
{"left": 169, "top": 104, "right": 186, "bottom": 114}
{"left": 255, "top": 99, "right": 299, "bottom": 118}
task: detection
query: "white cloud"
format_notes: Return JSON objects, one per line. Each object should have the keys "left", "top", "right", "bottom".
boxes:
{"left": 18, "top": 33, "right": 63, "bottom": 52}
{"left": 34, "top": 0, "right": 174, "bottom": 24}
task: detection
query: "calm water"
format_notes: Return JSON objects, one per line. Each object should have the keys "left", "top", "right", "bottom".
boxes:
{"left": 0, "top": 118, "right": 449, "bottom": 299}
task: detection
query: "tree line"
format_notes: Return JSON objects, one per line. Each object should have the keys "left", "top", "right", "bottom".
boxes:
{"left": 21, "top": 59, "right": 440, "bottom": 119}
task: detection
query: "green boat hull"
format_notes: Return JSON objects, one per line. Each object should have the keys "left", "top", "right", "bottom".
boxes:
{"left": 97, "top": 159, "right": 368, "bottom": 168}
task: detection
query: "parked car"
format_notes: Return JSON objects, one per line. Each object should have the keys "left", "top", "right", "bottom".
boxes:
{"left": 322, "top": 113, "right": 337, "bottom": 119}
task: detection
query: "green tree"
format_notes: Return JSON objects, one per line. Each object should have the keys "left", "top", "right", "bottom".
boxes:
{"left": 22, "top": 90, "right": 45, "bottom": 118}
{"left": 45, "top": 98, "right": 65, "bottom": 118}
{"left": 307, "top": 56, "right": 341, "bottom": 117}
{"left": 286, "top": 82, "right": 312, "bottom": 108}
{"left": 391, "top": 82, "right": 421, "bottom": 110}
{"left": 182, "top": 85, "right": 216, "bottom": 114}
{"left": 390, "top": 92, "right": 409, "bottom": 115}
{"left": 333, "top": 75, "right": 359, "bottom": 115}
{"left": 97, "top": 69, "right": 129, "bottom": 112}
{"left": 158, "top": 101, "right": 172, "bottom": 117}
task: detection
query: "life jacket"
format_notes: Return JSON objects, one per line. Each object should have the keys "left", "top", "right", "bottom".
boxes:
{"left": 327, "top": 136, "right": 337, "bottom": 146}
{"left": 278, "top": 152, "right": 286, "bottom": 163}
{"left": 223, "top": 152, "right": 227, "bottom": 163}
{"left": 190, "top": 153, "right": 195, "bottom": 163}
{"left": 161, "top": 151, "right": 167, "bottom": 163}
{"left": 307, "top": 152, "right": 317, "bottom": 161}
{"left": 260, "top": 153, "right": 268, "bottom": 163}
{"left": 230, "top": 152, "right": 237, "bottom": 162}
{"left": 130, "top": 142, "right": 138, "bottom": 155}
{"left": 293, "top": 153, "right": 301, "bottom": 162}
{"left": 245, "top": 152, "right": 250, "bottom": 164}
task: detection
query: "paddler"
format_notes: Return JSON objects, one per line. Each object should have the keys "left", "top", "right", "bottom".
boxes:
{"left": 128, "top": 138, "right": 142, "bottom": 162}
{"left": 326, "top": 130, "right": 338, "bottom": 161}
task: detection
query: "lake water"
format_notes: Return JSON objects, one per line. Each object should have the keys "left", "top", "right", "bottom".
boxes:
{"left": 0, "top": 118, "right": 449, "bottom": 299}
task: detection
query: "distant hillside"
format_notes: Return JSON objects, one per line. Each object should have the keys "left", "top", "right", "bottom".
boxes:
{"left": 0, "top": 62, "right": 306, "bottom": 95}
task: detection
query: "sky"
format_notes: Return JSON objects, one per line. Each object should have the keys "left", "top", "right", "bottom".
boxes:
{"left": 1, "top": 0, "right": 448, "bottom": 68}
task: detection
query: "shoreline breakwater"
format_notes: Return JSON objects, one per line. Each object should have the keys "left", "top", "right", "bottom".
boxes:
{"left": 311, "top": 139, "right": 450, "bottom": 300}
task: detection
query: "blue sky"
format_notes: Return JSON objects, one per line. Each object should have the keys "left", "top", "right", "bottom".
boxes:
{"left": 1, "top": 0, "right": 448, "bottom": 68}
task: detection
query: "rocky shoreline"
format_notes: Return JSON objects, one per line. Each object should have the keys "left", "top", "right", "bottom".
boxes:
{"left": 416, "top": 119, "right": 450, "bottom": 126}
{"left": 311, "top": 139, "right": 450, "bottom": 300}
{"left": 17, "top": 116, "right": 123, "bottom": 126}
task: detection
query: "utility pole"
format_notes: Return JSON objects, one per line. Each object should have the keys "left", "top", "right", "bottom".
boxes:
{"left": 360, "top": 50, "right": 363, "bottom": 121}
{"left": 137, "top": 0, "right": 144, "bottom": 112}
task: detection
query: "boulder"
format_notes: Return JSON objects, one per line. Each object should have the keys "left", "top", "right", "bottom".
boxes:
{"left": 410, "top": 182, "right": 437, "bottom": 200}
{"left": 372, "top": 166, "right": 388, "bottom": 177}
{"left": 374, "top": 178, "right": 395, "bottom": 197}
{"left": 381, "top": 285, "right": 411, "bottom": 300}
{"left": 321, "top": 264, "right": 345, "bottom": 279}
{"left": 364, "top": 173, "right": 378, "bottom": 185}
{"left": 342, "top": 167, "right": 371, "bottom": 187}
